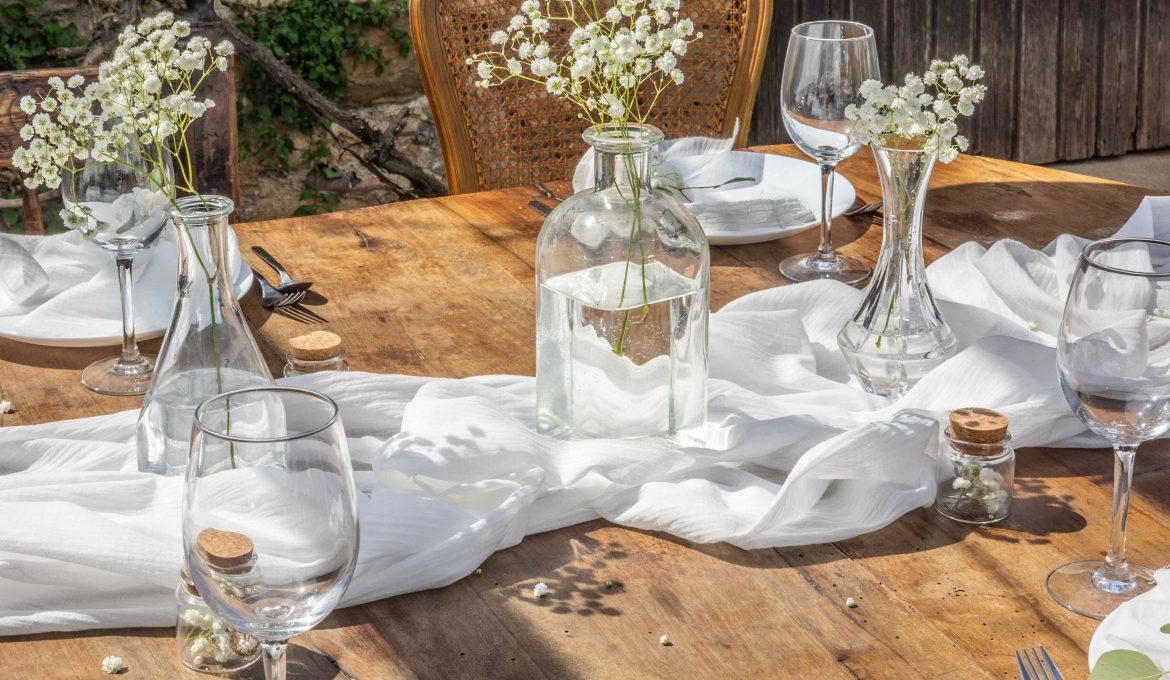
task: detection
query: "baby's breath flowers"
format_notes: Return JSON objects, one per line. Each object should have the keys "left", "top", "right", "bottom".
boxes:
{"left": 533, "top": 581, "right": 552, "bottom": 598}
{"left": 845, "top": 55, "right": 986, "bottom": 162}
{"left": 941, "top": 461, "right": 1009, "bottom": 519}
{"left": 469, "top": 0, "right": 703, "bottom": 130}
{"left": 101, "top": 655, "right": 125, "bottom": 674}
{"left": 13, "top": 11, "right": 233, "bottom": 225}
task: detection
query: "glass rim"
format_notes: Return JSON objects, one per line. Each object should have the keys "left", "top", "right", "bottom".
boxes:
{"left": 790, "top": 20, "right": 875, "bottom": 41}
{"left": 1080, "top": 237, "right": 1170, "bottom": 278}
{"left": 582, "top": 122, "right": 664, "bottom": 151}
{"left": 165, "top": 194, "right": 235, "bottom": 220}
{"left": 193, "top": 386, "right": 340, "bottom": 444}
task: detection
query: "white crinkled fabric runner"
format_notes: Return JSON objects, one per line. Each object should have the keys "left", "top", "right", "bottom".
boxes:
{"left": 2, "top": 197, "right": 1168, "bottom": 635}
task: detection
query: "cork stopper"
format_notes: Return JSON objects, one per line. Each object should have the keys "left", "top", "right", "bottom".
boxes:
{"left": 947, "top": 408, "right": 1009, "bottom": 456}
{"left": 196, "top": 528, "right": 255, "bottom": 571}
{"left": 288, "top": 330, "right": 343, "bottom": 361}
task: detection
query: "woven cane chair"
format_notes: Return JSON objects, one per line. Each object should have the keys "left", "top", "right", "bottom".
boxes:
{"left": 0, "top": 68, "right": 97, "bottom": 234}
{"left": 411, "top": 0, "right": 773, "bottom": 194}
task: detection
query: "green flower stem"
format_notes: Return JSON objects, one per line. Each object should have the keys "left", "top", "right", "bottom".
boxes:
{"left": 612, "top": 142, "right": 650, "bottom": 356}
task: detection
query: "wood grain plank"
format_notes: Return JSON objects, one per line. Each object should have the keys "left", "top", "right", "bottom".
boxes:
{"left": 747, "top": 0, "right": 798, "bottom": 145}
{"left": 889, "top": 0, "right": 933, "bottom": 86}
{"left": 1137, "top": 0, "right": 1170, "bottom": 150}
{"left": 1095, "top": 0, "right": 1141, "bottom": 157}
{"left": 931, "top": 0, "right": 976, "bottom": 62}
{"left": 973, "top": 0, "right": 1019, "bottom": 159}
{"left": 848, "top": 0, "right": 892, "bottom": 76}
{"left": 1015, "top": 0, "right": 1060, "bottom": 163}
{"left": 1056, "top": 0, "right": 1100, "bottom": 160}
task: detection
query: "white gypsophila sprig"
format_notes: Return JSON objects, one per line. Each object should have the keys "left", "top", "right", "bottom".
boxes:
{"left": 468, "top": 0, "right": 703, "bottom": 129}
{"left": 844, "top": 55, "right": 986, "bottom": 163}
{"left": 14, "top": 11, "right": 234, "bottom": 228}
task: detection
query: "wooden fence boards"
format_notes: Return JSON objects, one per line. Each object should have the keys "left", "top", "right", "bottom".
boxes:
{"left": 750, "top": 0, "right": 1169, "bottom": 163}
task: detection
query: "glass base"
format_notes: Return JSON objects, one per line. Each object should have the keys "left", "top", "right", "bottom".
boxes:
{"left": 779, "top": 252, "right": 870, "bottom": 284}
{"left": 1045, "top": 559, "right": 1156, "bottom": 619}
{"left": 81, "top": 354, "right": 156, "bottom": 396}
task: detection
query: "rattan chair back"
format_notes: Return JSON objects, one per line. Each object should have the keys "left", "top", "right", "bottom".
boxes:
{"left": 411, "top": 0, "right": 772, "bottom": 194}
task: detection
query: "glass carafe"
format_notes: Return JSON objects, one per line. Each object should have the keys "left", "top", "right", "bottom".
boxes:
{"left": 535, "top": 123, "right": 709, "bottom": 444}
{"left": 137, "top": 196, "right": 273, "bottom": 475}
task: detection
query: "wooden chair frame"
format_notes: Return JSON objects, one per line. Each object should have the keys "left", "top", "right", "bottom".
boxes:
{"left": 412, "top": 0, "right": 773, "bottom": 194}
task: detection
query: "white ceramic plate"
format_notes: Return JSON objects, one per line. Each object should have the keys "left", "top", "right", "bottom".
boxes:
{"left": 688, "top": 152, "right": 857, "bottom": 246}
{"left": 0, "top": 229, "right": 254, "bottom": 348}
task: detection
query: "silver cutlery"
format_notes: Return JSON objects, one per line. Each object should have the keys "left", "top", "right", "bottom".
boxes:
{"left": 1016, "top": 645, "right": 1065, "bottom": 680}
{"left": 528, "top": 200, "right": 553, "bottom": 218}
{"left": 255, "top": 270, "right": 306, "bottom": 308}
{"left": 844, "top": 199, "right": 882, "bottom": 216}
{"left": 251, "top": 245, "right": 313, "bottom": 293}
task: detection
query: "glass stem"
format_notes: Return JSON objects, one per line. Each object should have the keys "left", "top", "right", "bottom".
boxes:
{"left": 816, "top": 161, "right": 838, "bottom": 262}
{"left": 1102, "top": 443, "right": 1138, "bottom": 584}
{"left": 262, "top": 640, "right": 288, "bottom": 680}
{"left": 115, "top": 255, "right": 142, "bottom": 366}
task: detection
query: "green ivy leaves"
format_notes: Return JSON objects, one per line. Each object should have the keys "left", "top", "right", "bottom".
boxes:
{"left": 0, "top": 1, "right": 80, "bottom": 71}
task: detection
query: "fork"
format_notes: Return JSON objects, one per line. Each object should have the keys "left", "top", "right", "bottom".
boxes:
{"left": 1015, "top": 646, "right": 1065, "bottom": 680}
{"left": 251, "top": 246, "right": 313, "bottom": 293}
{"left": 844, "top": 199, "right": 882, "bottom": 216}
{"left": 255, "top": 270, "right": 305, "bottom": 308}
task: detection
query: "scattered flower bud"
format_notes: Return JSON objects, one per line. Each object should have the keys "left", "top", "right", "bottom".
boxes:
{"left": 659, "top": 635, "right": 672, "bottom": 646}
{"left": 533, "top": 582, "right": 551, "bottom": 598}
{"left": 101, "top": 656, "right": 124, "bottom": 673}
{"left": 846, "top": 597, "right": 858, "bottom": 608}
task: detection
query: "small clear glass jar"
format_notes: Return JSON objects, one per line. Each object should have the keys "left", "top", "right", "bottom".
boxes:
{"left": 936, "top": 408, "right": 1015, "bottom": 524}
{"left": 176, "top": 568, "right": 260, "bottom": 674}
{"left": 283, "top": 329, "right": 349, "bottom": 377}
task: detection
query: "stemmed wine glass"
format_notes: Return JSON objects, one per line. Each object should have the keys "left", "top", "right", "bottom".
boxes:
{"left": 184, "top": 387, "right": 360, "bottom": 679}
{"left": 60, "top": 130, "right": 170, "bottom": 396}
{"left": 779, "top": 21, "right": 879, "bottom": 284}
{"left": 1050, "top": 237, "right": 1170, "bottom": 618}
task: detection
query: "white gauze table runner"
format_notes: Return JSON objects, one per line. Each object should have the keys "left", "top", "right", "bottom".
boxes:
{"left": 2, "top": 197, "right": 1168, "bottom": 635}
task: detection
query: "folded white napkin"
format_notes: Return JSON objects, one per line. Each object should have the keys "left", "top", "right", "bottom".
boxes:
{"left": 571, "top": 124, "right": 817, "bottom": 234}
{"left": 1089, "top": 569, "right": 1170, "bottom": 670}
{"left": 0, "top": 227, "right": 245, "bottom": 345}
{"left": 0, "top": 197, "right": 1167, "bottom": 635}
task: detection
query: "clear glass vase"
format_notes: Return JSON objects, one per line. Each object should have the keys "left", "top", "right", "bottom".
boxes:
{"left": 136, "top": 196, "right": 273, "bottom": 475}
{"left": 837, "top": 144, "right": 957, "bottom": 398}
{"left": 536, "top": 123, "right": 710, "bottom": 444}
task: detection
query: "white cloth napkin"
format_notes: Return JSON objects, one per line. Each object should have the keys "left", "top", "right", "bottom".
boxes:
{"left": 0, "top": 227, "right": 245, "bottom": 345}
{"left": 1089, "top": 569, "right": 1170, "bottom": 670}
{"left": 1, "top": 197, "right": 1168, "bottom": 635}
{"left": 571, "top": 124, "right": 817, "bottom": 234}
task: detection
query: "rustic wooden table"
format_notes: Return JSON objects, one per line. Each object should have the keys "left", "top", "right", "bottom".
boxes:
{"left": 1, "top": 145, "right": 1167, "bottom": 679}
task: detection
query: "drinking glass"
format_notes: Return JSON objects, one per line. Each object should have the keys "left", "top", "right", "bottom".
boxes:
{"left": 60, "top": 134, "right": 170, "bottom": 396}
{"left": 1050, "top": 237, "right": 1170, "bottom": 618}
{"left": 184, "top": 387, "right": 360, "bottom": 679}
{"left": 778, "top": 21, "right": 879, "bottom": 284}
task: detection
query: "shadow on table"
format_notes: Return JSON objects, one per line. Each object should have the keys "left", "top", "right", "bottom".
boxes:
{"left": 922, "top": 179, "right": 1157, "bottom": 252}
{"left": 0, "top": 336, "right": 162, "bottom": 371}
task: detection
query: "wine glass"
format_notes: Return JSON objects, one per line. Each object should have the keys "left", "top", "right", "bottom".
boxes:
{"left": 184, "top": 387, "right": 360, "bottom": 679}
{"left": 778, "top": 21, "right": 879, "bottom": 284}
{"left": 60, "top": 131, "right": 170, "bottom": 396}
{"left": 1050, "top": 237, "right": 1170, "bottom": 618}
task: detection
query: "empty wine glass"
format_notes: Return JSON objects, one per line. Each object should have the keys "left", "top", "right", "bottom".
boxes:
{"left": 60, "top": 130, "right": 170, "bottom": 396}
{"left": 1050, "top": 237, "right": 1170, "bottom": 618}
{"left": 184, "top": 387, "right": 360, "bottom": 679}
{"left": 778, "top": 21, "right": 879, "bottom": 284}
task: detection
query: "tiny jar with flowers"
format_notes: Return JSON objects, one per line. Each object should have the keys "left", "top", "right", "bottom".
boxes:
{"left": 936, "top": 407, "right": 1015, "bottom": 524}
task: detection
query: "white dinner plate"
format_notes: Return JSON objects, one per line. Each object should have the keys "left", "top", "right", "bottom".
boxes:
{"left": 0, "top": 229, "right": 254, "bottom": 348}
{"left": 691, "top": 152, "right": 857, "bottom": 246}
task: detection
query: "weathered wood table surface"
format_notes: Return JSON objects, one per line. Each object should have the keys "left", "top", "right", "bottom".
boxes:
{"left": 1, "top": 145, "right": 1168, "bottom": 679}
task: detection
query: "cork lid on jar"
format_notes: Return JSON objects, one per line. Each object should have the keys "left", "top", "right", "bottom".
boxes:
{"left": 947, "top": 408, "right": 1010, "bottom": 456}
{"left": 288, "top": 330, "right": 343, "bottom": 362}
{"left": 196, "top": 528, "right": 255, "bottom": 571}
